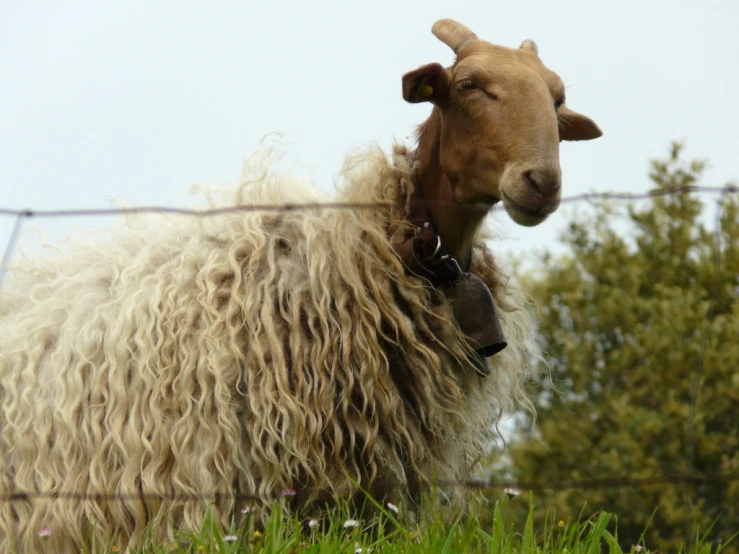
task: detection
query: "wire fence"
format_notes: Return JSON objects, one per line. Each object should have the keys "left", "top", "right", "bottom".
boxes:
{"left": 0, "top": 183, "right": 737, "bottom": 504}
{"left": 2, "top": 184, "right": 737, "bottom": 293}
{"left": 1, "top": 473, "right": 739, "bottom": 504}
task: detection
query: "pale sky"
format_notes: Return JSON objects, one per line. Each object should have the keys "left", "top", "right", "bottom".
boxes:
{"left": 2, "top": 0, "right": 738, "bottom": 271}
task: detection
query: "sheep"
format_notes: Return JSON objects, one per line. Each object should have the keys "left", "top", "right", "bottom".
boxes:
{"left": 0, "top": 18, "right": 601, "bottom": 552}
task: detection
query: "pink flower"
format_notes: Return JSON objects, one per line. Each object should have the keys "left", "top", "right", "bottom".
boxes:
{"left": 240, "top": 504, "right": 255, "bottom": 514}
{"left": 37, "top": 528, "right": 52, "bottom": 539}
{"left": 281, "top": 488, "right": 297, "bottom": 497}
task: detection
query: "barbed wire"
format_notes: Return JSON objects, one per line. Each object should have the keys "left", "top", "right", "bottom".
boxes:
{"left": 2, "top": 473, "right": 738, "bottom": 503}
{"left": 1, "top": 184, "right": 736, "bottom": 293}
{"left": 511, "top": 184, "right": 738, "bottom": 206}
{"left": 0, "top": 185, "right": 737, "bottom": 221}
{"left": 0, "top": 201, "right": 393, "bottom": 220}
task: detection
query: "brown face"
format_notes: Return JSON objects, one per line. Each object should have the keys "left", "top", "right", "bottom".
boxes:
{"left": 403, "top": 20, "right": 602, "bottom": 227}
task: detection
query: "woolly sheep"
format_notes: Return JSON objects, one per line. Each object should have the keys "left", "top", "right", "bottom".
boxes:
{"left": 0, "top": 18, "right": 601, "bottom": 552}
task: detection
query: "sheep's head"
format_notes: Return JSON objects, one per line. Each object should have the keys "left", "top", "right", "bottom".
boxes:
{"left": 403, "top": 19, "right": 602, "bottom": 227}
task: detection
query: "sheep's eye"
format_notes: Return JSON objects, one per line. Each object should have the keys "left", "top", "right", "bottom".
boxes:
{"left": 554, "top": 97, "right": 565, "bottom": 109}
{"left": 458, "top": 80, "right": 477, "bottom": 92}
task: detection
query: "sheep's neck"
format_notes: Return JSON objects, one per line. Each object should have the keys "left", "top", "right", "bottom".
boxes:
{"left": 415, "top": 108, "right": 488, "bottom": 267}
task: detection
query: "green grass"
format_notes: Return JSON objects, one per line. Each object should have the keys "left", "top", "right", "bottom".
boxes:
{"left": 64, "top": 493, "right": 735, "bottom": 554}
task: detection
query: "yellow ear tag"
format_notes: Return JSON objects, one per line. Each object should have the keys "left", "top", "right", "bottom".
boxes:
{"left": 421, "top": 84, "right": 434, "bottom": 97}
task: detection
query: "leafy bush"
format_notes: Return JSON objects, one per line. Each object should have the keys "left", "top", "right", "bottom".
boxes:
{"left": 508, "top": 143, "right": 739, "bottom": 553}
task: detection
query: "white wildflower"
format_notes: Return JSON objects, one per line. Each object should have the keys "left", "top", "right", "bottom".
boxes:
{"left": 343, "top": 519, "right": 359, "bottom": 529}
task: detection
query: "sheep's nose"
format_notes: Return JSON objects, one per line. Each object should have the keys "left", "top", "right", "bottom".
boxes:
{"left": 523, "top": 168, "right": 562, "bottom": 199}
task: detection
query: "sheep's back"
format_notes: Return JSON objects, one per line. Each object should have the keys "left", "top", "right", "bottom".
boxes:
{"left": 0, "top": 143, "right": 539, "bottom": 552}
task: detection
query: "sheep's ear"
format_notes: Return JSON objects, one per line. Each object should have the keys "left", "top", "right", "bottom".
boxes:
{"left": 402, "top": 63, "right": 451, "bottom": 106}
{"left": 558, "top": 105, "right": 603, "bottom": 141}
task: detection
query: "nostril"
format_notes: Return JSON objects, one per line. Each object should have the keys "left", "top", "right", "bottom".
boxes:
{"left": 523, "top": 169, "right": 561, "bottom": 197}
{"left": 523, "top": 170, "right": 542, "bottom": 197}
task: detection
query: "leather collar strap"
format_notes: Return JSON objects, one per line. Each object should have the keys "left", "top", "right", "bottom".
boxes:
{"left": 392, "top": 191, "right": 468, "bottom": 286}
{"left": 393, "top": 155, "right": 508, "bottom": 373}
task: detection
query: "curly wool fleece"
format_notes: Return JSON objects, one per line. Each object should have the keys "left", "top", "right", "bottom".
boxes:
{"left": 0, "top": 142, "right": 540, "bottom": 552}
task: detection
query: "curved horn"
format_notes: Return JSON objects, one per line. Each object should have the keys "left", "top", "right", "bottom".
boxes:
{"left": 519, "top": 39, "right": 539, "bottom": 55}
{"left": 432, "top": 18, "right": 478, "bottom": 53}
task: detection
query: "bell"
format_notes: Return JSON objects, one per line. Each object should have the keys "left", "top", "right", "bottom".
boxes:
{"left": 446, "top": 273, "right": 507, "bottom": 375}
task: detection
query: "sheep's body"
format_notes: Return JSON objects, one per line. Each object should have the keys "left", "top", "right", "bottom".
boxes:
{"left": 0, "top": 144, "right": 539, "bottom": 552}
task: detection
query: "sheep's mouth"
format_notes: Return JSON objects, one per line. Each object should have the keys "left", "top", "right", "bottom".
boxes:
{"left": 460, "top": 192, "right": 501, "bottom": 210}
{"left": 501, "top": 191, "right": 552, "bottom": 227}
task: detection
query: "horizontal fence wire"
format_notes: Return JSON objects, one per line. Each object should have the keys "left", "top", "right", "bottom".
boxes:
{"left": 0, "top": 182, "right": 737, "bottom": 503}
{"left": 0, "top": 201, "right": 393, "bottom": 219}
{"left": 2, "top": 473, "right": 738, "bottom": 503}
{"left": 0, "top": 185, "right": 737, "bottom": 220}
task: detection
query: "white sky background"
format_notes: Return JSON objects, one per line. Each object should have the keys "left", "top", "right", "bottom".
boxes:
{"left": 2, "top": 0, "right": 738, "bottom": 272}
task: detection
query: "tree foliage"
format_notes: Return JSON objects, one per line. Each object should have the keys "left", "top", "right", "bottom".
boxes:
{"left": 508, "top": 143, "right": 739, "bottom": 553}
